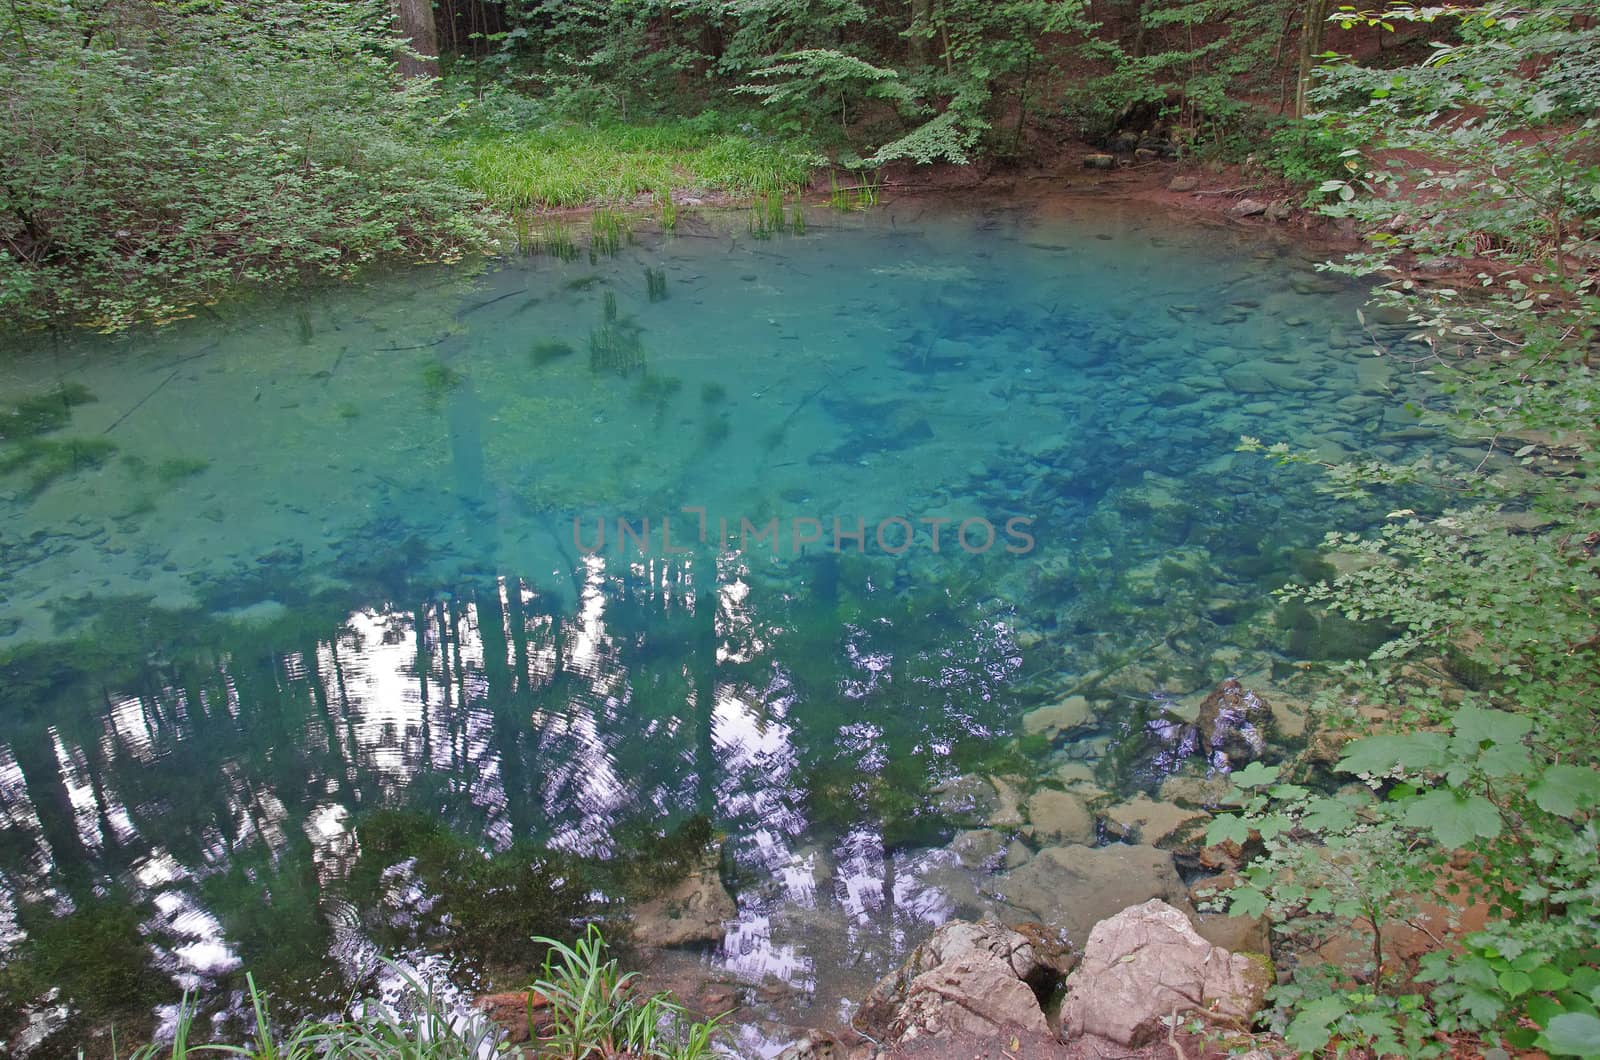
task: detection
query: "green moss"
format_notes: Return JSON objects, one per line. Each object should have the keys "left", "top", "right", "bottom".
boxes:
{"left": 701, "top": 413, "right": 731, "bottom": 446}
{"left": 348, "top": 810, "right": 598, "bottom": 966}
{"left": 421, "top": 359, "right": 464, "bottom": 396}
{"left": 156, "top": 456, "right": 210, "bottom": 483}
{"left": 0, "top": 383, "right": 96, "bottom": 442}
{"left": 0, "top": 436, "right": 119, "bottom": 494}
{"left": 532, "top": 339, "right": 576, "bottom": 365}
{"left": 0, "top": 897, "right": 159, "bottom": 1020}
{"left": 633, "top": 374, "right": 682, "bottom": 404}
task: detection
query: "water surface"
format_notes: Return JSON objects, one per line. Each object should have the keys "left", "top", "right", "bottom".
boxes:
{"left": 0, "top": 199, "right": 1434, "bottom": 1055}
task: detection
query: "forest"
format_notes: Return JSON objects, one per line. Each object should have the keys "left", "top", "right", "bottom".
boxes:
{"left": 1, "top": 0, "right": 1597, "bottom": 1058}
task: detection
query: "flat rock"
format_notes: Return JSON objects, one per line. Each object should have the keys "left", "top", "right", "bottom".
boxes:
{"left": 1168, "top": 175, "right": 1201, "bottom": 192}
{"left": 1021, "top": 695, "right": 1093, "bottom": 740}
{"left": 1103, "top": 795, "right": 1208, "bottom": 846}
{"left": 1228, "top": 198, "right": 1269, "bottom": 217}
{"left": 1025, "top": 789, "right": 1094, "bottom": 845}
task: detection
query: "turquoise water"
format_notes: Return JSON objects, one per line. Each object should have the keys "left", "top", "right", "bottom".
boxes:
{"left": 0, "top": 200, "right": 1436, "bottom": 1055}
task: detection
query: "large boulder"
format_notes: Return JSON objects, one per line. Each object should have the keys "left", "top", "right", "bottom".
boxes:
{"left": 1062, "top": 899, "right": 1272, "bottom": 1047}
{"left": 989, "top": 843, "right": 1193, "bottom": 948}
{"left": 856, "top": 917, "right": 1049, "bottom": 1044}
{"left": 1197, "top": 679, "right": 1275, "bottom": 767}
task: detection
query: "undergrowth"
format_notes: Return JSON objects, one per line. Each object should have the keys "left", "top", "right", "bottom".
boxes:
{"left": 446, "top": 118, "right": 815, "bottom": 211}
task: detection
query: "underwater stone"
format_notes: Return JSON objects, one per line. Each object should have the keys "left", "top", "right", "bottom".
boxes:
{"left": 1157, "top": 772, "right": 1235, "bottom": 808}
{"left": 629, "top": 849, "right": 736, "bottom": 949}
{"left": 1103, "top": 794, "right": 1207, "bottom": 847}
{"left": 1167, "top": 175, "right": 1200, "bottom": 192}
{"left": 1195, "top": 679, "right": 1275, "bottom": 767}
{"left": 991, "top": 843, "right": 1193, "bottom": 948}
{"left": 1025, "top": 789, "right": 1094, "bottom": 845}
{"left": 949, "top": 829, "right": 1009, "bottom": 871}
{"left": 1021, "top": 695, "right": 1093, "bottom": 740}
{"left": 1220, "top": 367, "right": 1273, "bottom": 395}
{"left": 1355, "top": 356, "right": 1395, "bottom": 394}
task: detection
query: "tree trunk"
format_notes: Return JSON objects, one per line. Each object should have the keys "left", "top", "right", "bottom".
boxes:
{"left": 1295, "top": 0, "right": 1331, "bottom": 118}
{"left": 393, "top": 0, "right": 440, "bottom": 80}
{"left": 909, "top": 0, "right": 932, "bottom": 66}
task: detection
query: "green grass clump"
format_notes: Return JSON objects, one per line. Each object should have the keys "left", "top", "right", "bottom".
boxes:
{"left": 645, "top": 266, "right": 668, "bottom": 302}
{"left": 590, "top": 209, "right": 631, "bottom": 256}
{"left": 532, "top": 926, "right": 726, "bottom": 1059}
{"left": 449, "top": 120, "right": 813, "bottom": 211}
{"left": 112, "top": 928, "right": 723, "bottom": 1059}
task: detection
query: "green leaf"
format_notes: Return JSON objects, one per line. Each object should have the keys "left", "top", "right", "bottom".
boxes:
{"left": 1230, "top": 761, "right": 1280, "bottom": 789}
{"left": 1228, "top": 885, "right": 1270, "bottom": 920}
{"left": 1403, "top": 789, "right": 1502, "bottom": 848}
{"left": 1499, "top": 970, "right": 1534, "bottom": 997}
{"left": 1286, "top": 996, "right": 1349, "bottom": 1053}
{"left": 1532, "top": 967, "right": 1572, "bottom": 992}
{"left": 1206, "top": 814, "right": 1252, "bottom": 846}
{"left": 1461, "top": 984, "right": 1507, "bottom": 1025}
{"left": 1302, "top": 796, "right": 1357, "bottom": 832}
{"left": 1544, "top": 1013, "right": 1600, "bottom": 1057}
{"left": 1452, "top": 705, "right": 1532, "bottom": 747}
{"left": 1337, "top": 732, "right": 1446, "bottom": 776}
{"left": 1530, "top": 765, "right": 1600, "bottom": 818}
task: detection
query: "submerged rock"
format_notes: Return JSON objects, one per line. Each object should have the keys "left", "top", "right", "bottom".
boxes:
{"left": 990, "top": 843, "right": 1192, "bottom": 947}
{"left": 473, "top": 991, "right": 549, "bottom": 1044}
{"left": 1197, "top": 679, "right": 1275, "bottom": 768}
{"left": 1103, "top": 794, "right": 1208, "bottom": 847}
{"left": 1061, "top": 899, "right": 1271, "bottom": 1047}
{"left": 1021, "top": 694, "right": 1094, "bottom": 741}
{"left": 630, "top": 852, "right": 736, "bottom": 948}
{"left": 1024, "top": 788, "right": 1094, "bottom": 845}
{"left": 856, "top": 916, "right": 1050, "bottom": 1044}
{"left": 1228, "top": 198, "right": 1269, "bottom": 218}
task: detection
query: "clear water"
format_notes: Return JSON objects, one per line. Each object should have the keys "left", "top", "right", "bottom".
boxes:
{"left": 0, "top": 199, "right": 1435, "bottom": 1056}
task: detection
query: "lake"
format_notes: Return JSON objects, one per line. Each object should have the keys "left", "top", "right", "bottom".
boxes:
{"left": 0, "top": 198, "right": 1435, "bottom": 1056}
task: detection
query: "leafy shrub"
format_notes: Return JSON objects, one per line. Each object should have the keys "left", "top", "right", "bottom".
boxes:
{"left": 0, "top": 0, "right": 487, "bottom": 332}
